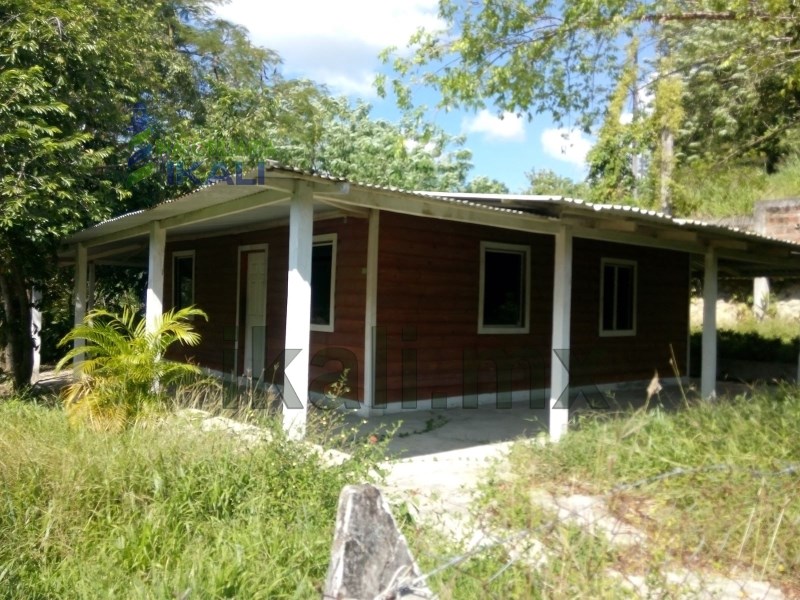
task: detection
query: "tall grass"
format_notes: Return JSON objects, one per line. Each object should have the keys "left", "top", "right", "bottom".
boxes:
{"left": 480, "top": 388, "right": 800, "bottom": 593}
{"left": 671, "top": 152, "right": 800, "bottom": 218}
{"left": 0, "top": 398, "right": 380, "bottom": 598}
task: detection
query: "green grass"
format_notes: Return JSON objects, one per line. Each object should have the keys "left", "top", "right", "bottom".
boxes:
{"left": 477, "top": 388, "right": 800, "bottom": 595}
{"left": 0, "top": 397, "right": 382, "bottom": 599}
{"left": 674, "top": 163, "right": 766, "bottom": 217}
{"left": 671, "top": 152, "right": 800, "bottom": 218}
{"left": 688, "top": 315, "right": 800, "bottom": 375}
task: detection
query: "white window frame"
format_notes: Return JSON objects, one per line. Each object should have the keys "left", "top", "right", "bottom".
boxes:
{"left": 172, "top": 250, "right": 195, "bottom": 311}
{"left": 599, "top": 258, "right": 637, "bottom": 337}
{"left": 310, "top": 233, "right": 337, "bottom": 333}
{"left": 478, "top": 241, "right": 531, "bottom": 335}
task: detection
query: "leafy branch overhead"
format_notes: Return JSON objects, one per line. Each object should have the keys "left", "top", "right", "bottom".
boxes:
{"left": 382, "top": 0, "right": 800, "bottom": 173}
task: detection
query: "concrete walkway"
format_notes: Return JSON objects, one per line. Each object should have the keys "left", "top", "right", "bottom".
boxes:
{"left": 351, "top": 379, "right": 753, "bottom": 459}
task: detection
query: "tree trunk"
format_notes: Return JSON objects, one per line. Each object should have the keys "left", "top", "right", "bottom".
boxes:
{"left": 660, "top": 126, "right": 674, "bottom": 215}
{"left": 0, "top": 268, "right": 33, "bottom": 390}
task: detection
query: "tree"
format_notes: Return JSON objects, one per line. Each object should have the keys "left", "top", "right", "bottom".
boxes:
{"left": 586, "top": 40, "right": 650, "bottom": 205}
{"left": 0, "top": 0, "right": 184, "bottom": 388}
{"left": 523, "top": 169, "right": 588, "bottom": 198}
{"left": 152, "top": 93, "right": 477, "bottom": 193}
{"left": 382, "top": 1, "right": 800, "bottom": 210}
{"left": 461, "top": 176, "right": 509, "bottom": 194}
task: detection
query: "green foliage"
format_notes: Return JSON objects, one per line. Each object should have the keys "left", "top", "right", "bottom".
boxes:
{"left": 384, "top": 1, "right": 800, "bottom": 212}
{"left": 407, "top": 515, "right": 626, "bottom": 598}
{"left": 55, "top": 307, "right": 207, "bottom": 429}
{"left": 0, "top": 0, "right": 190, "bottom": 387}
{"left": 523, "top": 168, "right": 589, "bottom": 197}
{"left": 587, "top": 39, "right": 649, "bottom": 204}
{"left": 669, "top": 15, "right": 800, "bottom": 174}
{"left": 158, "top": 95, "right": 477, "bottom": 192}
{"left": 382, "top": 0, "right": 632, "bottom": 129}
{"left": 0, "top": 399, "right": 382, "bottom": 598}
{"left": 486, "top": 389, "right": 800, "bottom": 587}
{"left": 461, "top": 175, "right": 510, "bottom": 194}
{"left": 672, "top": 162, "right": 767, "bottom": 218}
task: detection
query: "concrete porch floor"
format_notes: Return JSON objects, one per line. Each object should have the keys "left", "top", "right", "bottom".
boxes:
{"left": 347, "top": 379, "right": 757, "bottom": 459}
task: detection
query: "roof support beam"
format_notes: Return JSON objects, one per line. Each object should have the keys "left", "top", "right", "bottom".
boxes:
{"left": 570, "top": 226, "right": 706, "bottom": 254}
{"left": 145, "top": 222, "right": 166, "bottom": 335}
{"left": 549, "top": 225, "right": 572, "bottom": 440}
{"left": 160, "top": 189, "right": 290, "bottom": 230}
{"left": 72, "top": 243, "right": 88, "bottom": 376}
{"left": 595, "top": 219, "right": 638, "bottom": 233}
{"left": 282, "top": 181, "right": 314, "bottom": 440}
{"left": 316, "top": 188, "right": 563, "bottom": 236}
{"left": 315, "top": 196, "right": 370, "bottom": 218}
{"left": 658, "top": 230, "right": 699, "bottom": 243}
{"left": 362, "top": 209, "right": 380, "bottom": 414}
{"left": 88, "top": 243, "right": 147, "bottom": 262}
{"left": 701, "top": 248, "right": 718, "bottom": 399}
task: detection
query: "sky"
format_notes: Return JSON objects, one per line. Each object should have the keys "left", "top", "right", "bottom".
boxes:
{"left": 213, "top": 0, "right": 595, "bottom": 192}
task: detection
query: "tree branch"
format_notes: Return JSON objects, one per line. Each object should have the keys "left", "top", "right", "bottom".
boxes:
{"left": 643, "top": 11, "right": 795, "bottom": 23}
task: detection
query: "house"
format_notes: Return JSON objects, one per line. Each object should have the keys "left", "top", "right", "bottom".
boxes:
{"left": 60, "top": 164, "right": 800, "bottom": 440}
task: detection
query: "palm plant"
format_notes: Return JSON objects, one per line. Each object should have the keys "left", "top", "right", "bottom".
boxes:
{"left": 55, "top": 306, "right": 207, "bottom": 429}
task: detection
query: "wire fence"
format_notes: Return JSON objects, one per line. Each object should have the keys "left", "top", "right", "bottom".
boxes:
{"left": 374, "top": 463, "right": 800, "bottom": 600}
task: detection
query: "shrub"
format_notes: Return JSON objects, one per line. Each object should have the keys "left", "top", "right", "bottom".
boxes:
{"left": 55, "top": 306, "right": 207, "bottom": 429}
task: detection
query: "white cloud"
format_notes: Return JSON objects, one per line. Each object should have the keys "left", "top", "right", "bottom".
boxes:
{"left": 540, "top": 128, "right": 593, "bottom": 168}
{"left": 463, "top": 110, "right": 526, "bottom": 142}
{"left": 214, "top": 0, "right": 442, "bottom": 96}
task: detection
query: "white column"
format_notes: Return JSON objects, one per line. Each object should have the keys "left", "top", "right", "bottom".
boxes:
{"left": 146, "top": 222, "right": 166, "bottom": 334}
{"left": 73, "top": 243, "right": 88, "bottom": 374}
{"left": 283, "top": 181, "right": 314, "bottom": 439}
{"left": 753, "top": 277, "right": 770, "bottom": 320}
{"left": 753, "top": 204, "right": 769, "bottom": 321}
{"left": 362, "top": 210, "right": 380, "bottom": 415}
{"left": 31, "top": 288, "right": 41, "bottom": 384}
{"left": 701, "top": 248, "right": 718, "bottom": 399}
{"left": 549, "top": 226, "right": 572, "bottom": 440}
{"left": 87, "top": 261, "right": 96, "bottom": 311}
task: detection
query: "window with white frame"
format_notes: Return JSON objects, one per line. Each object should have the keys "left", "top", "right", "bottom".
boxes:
{"left": 478, "top": 241, "right": 531, "bottom": 334}
{"left": 173, "top": 251, "right": 195, "bottom": 311}
{"left": 310, "top": 234, "right": 337, "bottom": 332}
{"left": 600, "top": 259, "right": 636, "bottom": 336}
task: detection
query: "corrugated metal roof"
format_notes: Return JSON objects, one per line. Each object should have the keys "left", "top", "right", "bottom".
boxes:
{"left": 66, "top": 162, "right": 800, "bottom": 252}
{"left": 427, "top": 191, "right": 800, "bottom": 248}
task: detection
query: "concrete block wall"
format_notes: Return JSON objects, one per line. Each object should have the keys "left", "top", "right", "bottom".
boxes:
{"left": 755, "top": 198, "right": 800, "bottom": 242}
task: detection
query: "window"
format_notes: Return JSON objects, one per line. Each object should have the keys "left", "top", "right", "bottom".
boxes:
{"left": 173, "top": 251, "right": 195, "bottom": 311}
{"left": 478, "top": 241, "right": 531, "bottom": 334}
{"left": 600, "top": 259, "right": 636, "bottom": 336}
{"left": 310, "top": 234, "right": 337, "bottom": 332}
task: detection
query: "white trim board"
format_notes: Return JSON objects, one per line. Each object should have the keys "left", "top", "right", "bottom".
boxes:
{"left": 310, "top": 233, "right": 337, "bottom": 333}
{"left": 477, "top": 240, "right": 532, "bottom": 334}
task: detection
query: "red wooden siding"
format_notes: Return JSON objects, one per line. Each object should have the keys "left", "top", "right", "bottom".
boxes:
{"left": 375, "top": 212, "right": 555, "bottom": 407}
{"left": 569, "top": 239, "right": 690, "bottom": 385}
{"left": 164, "top": 216, "right": 368, "bottom": 403}
{"left": 375, "top": 214, "right": 690, "bottom": 405}
{"left": 161, "top": 209, "right": 690, "bottom": 408}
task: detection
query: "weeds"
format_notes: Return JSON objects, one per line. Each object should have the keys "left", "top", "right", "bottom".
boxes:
{"left": 479, "top": 388, "right": 800, "bottom": 593}
{"left": 0, "top": 397, "right": 385, "bottom": 598}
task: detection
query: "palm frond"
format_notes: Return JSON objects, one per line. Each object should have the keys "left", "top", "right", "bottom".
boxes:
{"left": 55, "top": 306, "right": 209, "bottom": 430}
